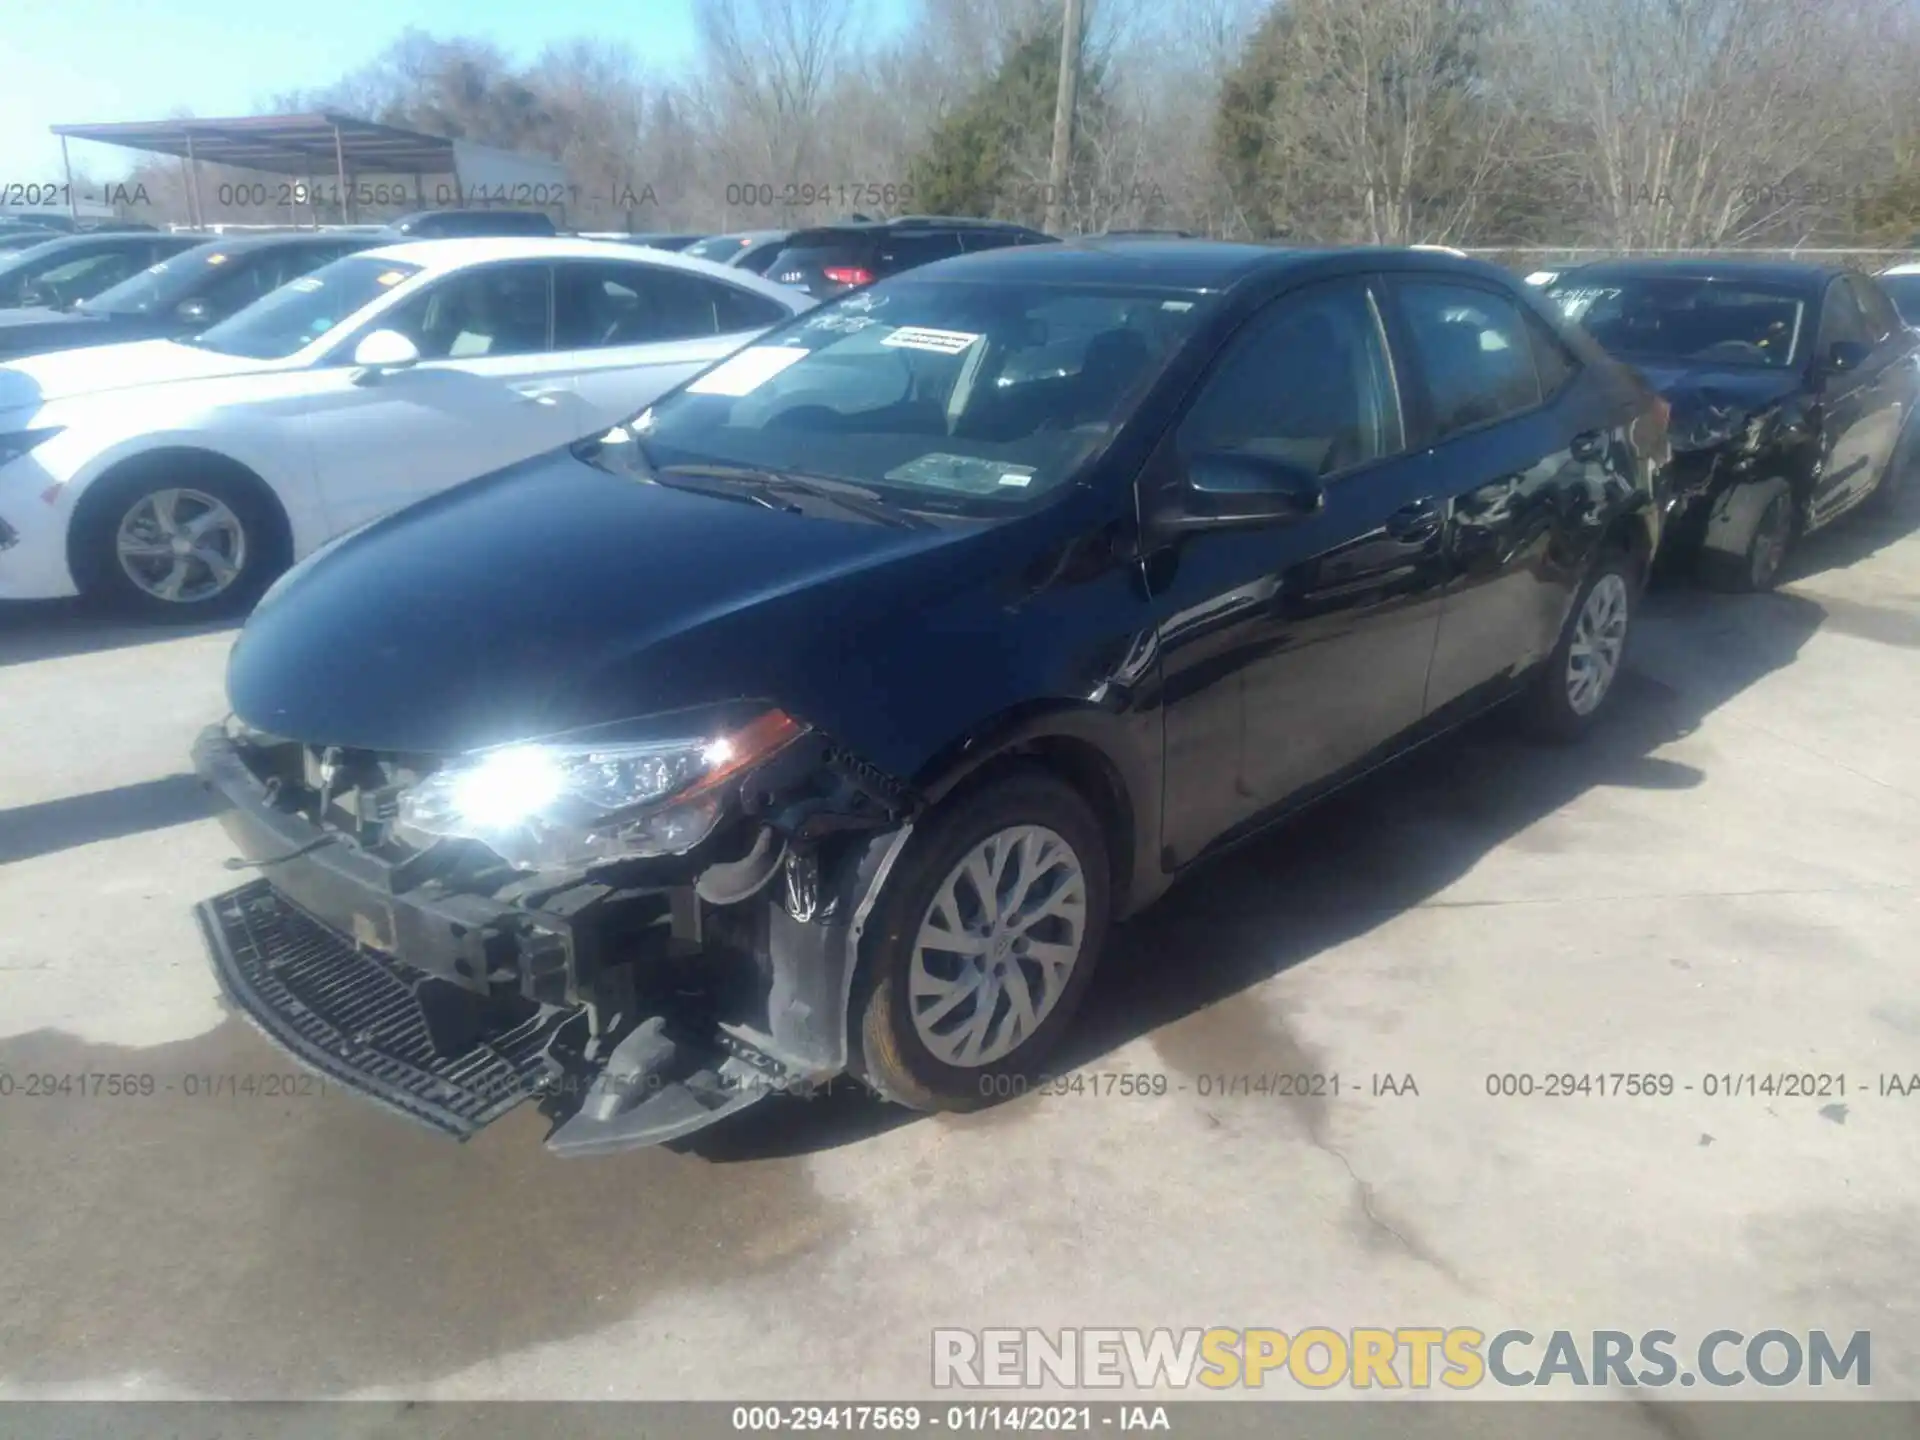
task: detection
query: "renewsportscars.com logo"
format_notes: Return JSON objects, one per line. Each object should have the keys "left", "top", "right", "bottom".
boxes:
{"left": 932, "top": 1328, "right": 1871, "bottom": 1391}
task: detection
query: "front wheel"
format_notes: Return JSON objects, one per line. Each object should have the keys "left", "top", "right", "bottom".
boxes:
{"left": 851, "top": 769, "right": 1112, "bottom": 1111}
{"left": 1522, "top": 552, "right": 1636, "bottom": 743}
{"left": 71, "top": 469, "right": 283, "bottom": 620}
{"left": 1697, "top": 477, "right": 1795, "bottom": 593}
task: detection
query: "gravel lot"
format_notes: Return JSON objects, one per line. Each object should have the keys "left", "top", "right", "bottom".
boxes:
{"left": 2, "top": 494, "right": 1917, "bottom": 1419}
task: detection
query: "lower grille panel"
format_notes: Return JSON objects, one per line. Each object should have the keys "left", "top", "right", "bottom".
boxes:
{"left": 197, "top": 879, "right": 569, "bottom": 1137}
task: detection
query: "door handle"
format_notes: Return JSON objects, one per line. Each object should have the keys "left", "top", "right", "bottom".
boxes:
{"left": 1384, "top": 498, "right": 1443, "bottom": 542}
{"left": 1570, "top": 429, "right": 1604, "bottom": 463}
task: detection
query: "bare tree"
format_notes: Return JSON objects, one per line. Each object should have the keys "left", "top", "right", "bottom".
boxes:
{"left": 692, "top": 0, "right": 864, "bottom": 196}
{"left": 1532, "top": 0, "right": 1899, "bottom": 248}
{"left": 1227, "top": 0, "right": 1519, "bottom": 244}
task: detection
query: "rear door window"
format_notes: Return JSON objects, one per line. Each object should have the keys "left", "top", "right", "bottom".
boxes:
{"left": 1395, "top": 281, "right": 1543, "bottom": 441}
{"left": 555, "top": 261, "right": 789, "bottom": 348}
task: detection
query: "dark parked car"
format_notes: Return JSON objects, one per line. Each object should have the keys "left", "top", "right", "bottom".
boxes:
{"left": 765, "top": 216, "right": 1055, "bottom": 298}
{"left": 0, "top": 231, "right": 383, "bottom": 360}
{"left": 191, "top": 241, "right": 1666, "bottom": 1155}
{"left": 1547, "top": 259, "right": 1918, "bottom": 590}
{"left": 623, "top": 232, "right": 706, "bottom": 252}
{"left": 0, "top": 231, "right": 202, "bottom": 311}
{"left": 682, "top": 229, "right": 792, "bottom": 275}
{"left": 386, "top": 208, "right": 558, "bottom": 239}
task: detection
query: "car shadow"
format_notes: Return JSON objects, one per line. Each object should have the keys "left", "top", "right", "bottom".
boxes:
{"left": 691, "top": 584, "right": 1832, "bottom": 1161}
{"left": 0, "top": 597, "right": 241, "bottom": 667}
{"left": 1784, "top": 481, "right": 1920, "bottom": 584}
{"left": 0, "top": 773, "right": 211, "bottom": 864}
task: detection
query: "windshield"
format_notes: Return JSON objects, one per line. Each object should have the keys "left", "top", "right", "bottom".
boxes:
{"left": 617, "top": 278, "right": 1211, "bottom": 512}
{"left": 75, "top": 245, "right": 234, "bottom": 316}
{"left": 1546, "top": 275, "right": 1808, "bottom": 369}
{"left": 1878, "top": 273, "right": 1920, "bottom": 327}
{"left": 187, "top": 255, "right": 424, "bottom": 360}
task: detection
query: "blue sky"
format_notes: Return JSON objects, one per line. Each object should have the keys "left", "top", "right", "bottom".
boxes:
{"left": 0, "top": 0, "right": 714, "bottom": 181}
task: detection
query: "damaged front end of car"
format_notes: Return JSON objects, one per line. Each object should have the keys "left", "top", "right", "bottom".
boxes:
{"left": 191, "top": 705, "right": 921, "bottom": 1155}
{"left": 1645, "top": 377, "right": 1814, "bottom": 554}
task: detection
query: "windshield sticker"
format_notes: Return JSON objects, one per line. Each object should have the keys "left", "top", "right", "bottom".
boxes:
{"left": 287, "top": 277, "right": 324, "bottom": 293}
{"left": 205, "top": 253, "right": 230, "bottom": 265}
{"left": 886, "top": 453, "right": 1029, "bottom": 494}
{"left": 1161, "top": 300, "right": 1194, "bottom": 312}
{"left": 997, "top": 468, "right": 1035, "bottom": 487}
{"left": 687, "top": 344, "right": 811, "bottom": 396}
{"left": 881, "top": 326, "right": 981, "bottom": 356}
{"left": 376, "top": 270, "right": 409, "bottom": 287}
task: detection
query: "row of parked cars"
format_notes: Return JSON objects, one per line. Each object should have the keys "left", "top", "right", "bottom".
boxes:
{"left": 0, "top": 211, "right": 1056, "bottom": 613}
{"left": 4, "top": 211, "right": 1911, "bottom": 1156}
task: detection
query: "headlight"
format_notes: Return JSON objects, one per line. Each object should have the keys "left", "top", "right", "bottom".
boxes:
{"left": 0, "top": 426, "right": 63, "bottom": 470}
{"left": 395, "top": 709, "right": 807, "bottom": 873}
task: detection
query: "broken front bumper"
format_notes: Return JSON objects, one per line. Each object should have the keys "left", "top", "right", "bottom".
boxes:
{"left": 190, "top": 725, "right": 911, "bottom": 1154}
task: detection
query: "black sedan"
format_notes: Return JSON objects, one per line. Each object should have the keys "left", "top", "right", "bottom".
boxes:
{"left": 1547, "top": 260, "right": 1918, "bottom": 590}
{"left": 190, "top": 241, "right": 1667, "bottom": 1154}
{"left": 0, "top": 230, "right": 201, "bottom": 309}
{"left": 0, "top": 231, "right": 383, "bottom": 361}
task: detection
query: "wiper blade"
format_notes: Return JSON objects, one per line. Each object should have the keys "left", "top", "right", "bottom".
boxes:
{"left": 655, "top": 463, "right": 929, "bottom": 529}
{"left": 644, "top": 468, "right": 804, "bottom": 516}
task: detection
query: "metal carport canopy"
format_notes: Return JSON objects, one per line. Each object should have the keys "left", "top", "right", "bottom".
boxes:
{"left": 49, "top": 112, "right": 566, "bottom": 224}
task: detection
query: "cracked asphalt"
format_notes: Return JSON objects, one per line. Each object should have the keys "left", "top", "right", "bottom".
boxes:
{"left": 2, "top": 490, "right": 1917, "bottom": 1421}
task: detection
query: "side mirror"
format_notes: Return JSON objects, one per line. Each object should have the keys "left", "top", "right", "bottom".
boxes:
{"left": 1148, "top": 452, "right": 1326, "bottom": 537}
{"left": 351, "top": 330, "right": 421, "bottom": 378}
{"left": 1826, "top": 339, "right": 1872, "bottom": 374}
{"left": 174, "top": 297, "right": 213, "bottom": 327}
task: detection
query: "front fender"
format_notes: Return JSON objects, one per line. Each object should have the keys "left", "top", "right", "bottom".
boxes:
{"left": 913, "top": 696, "right": 1165, "bottom": 917}
{"left": 63, "top": 426, "right": 326, "bottom": 559}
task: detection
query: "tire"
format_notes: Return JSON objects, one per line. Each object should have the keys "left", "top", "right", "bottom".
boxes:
{"left": 1521, "top": 550, "right": 1636, "bottom": 743}
{"left": 850, "top": 768, "right": 1112, "bottom": 1112}
{"left": 1866, "top": 416, "right": 1915, "bottom": 514}
{"left": 1696, "top": 477, "right": 1795, "bottom": 593}
{"left": 70, "top": 464, "right": 286, "bottom": 621}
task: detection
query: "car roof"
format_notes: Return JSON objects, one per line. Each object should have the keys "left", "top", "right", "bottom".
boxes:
{"left": 1, "top": 230, "right": 184, "bottom": 259}
{"left": 165, "top": 231, "right": 378, "bottom": 257}
{"left": 785, "top": 217, "right": 1046, "bottom": 240}
{"left": 899, "top": 238, "right": 1517, "bottom": 295}
{"left": 1549, "top": 257, "right": 1843, "bottom": 288}
{"left": 351, "top": 235, "right": 813, "bottom": 305}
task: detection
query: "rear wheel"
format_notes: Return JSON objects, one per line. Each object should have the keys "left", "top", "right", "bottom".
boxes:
{"left": 851, "top": 769, "right": 1111, "bottom": 1111}
{"left": 72, "top": 466, "right": 285, "bottom": 620}
{"left": 1522, "top": 551, "right": 1636, "bottom": 743}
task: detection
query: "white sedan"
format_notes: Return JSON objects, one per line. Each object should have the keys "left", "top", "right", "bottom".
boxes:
{"left": 0, "top": 236, "right": 812, "bottom": 616}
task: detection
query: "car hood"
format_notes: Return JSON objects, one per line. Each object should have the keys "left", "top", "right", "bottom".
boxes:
{"left": 1625, "top": 361, "right": 1804, "bottom": 454}
{"left": 0, "top": 306, "right": 97, "bottom": 331}
{"left": 0, "top": 337, "right": 276, "bottom": 406}
{"left": 227, "top": 449, "right": 1018, "bottom": 756}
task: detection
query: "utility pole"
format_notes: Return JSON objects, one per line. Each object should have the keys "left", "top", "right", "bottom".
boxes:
{"left": 1043, "top": 0, "right": 1085, "bottom": 236}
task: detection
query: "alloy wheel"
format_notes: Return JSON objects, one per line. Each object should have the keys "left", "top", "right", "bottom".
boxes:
{"left": 907, "top": 824, "right": 1088, "bottom": 1068}
{"left": 1565, "top": 572, "right": 1629, "bottom": 717}
{"left": 115, "top": 488, "right": 247, "bottom": 604}
{"left": 1750, "top": 495, "right": 1791, "bottom": 589}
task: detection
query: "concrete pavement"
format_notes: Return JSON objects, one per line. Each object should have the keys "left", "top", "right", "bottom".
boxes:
{"left": 1, "top": 496, "right": 1917, "bottom": 1412}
